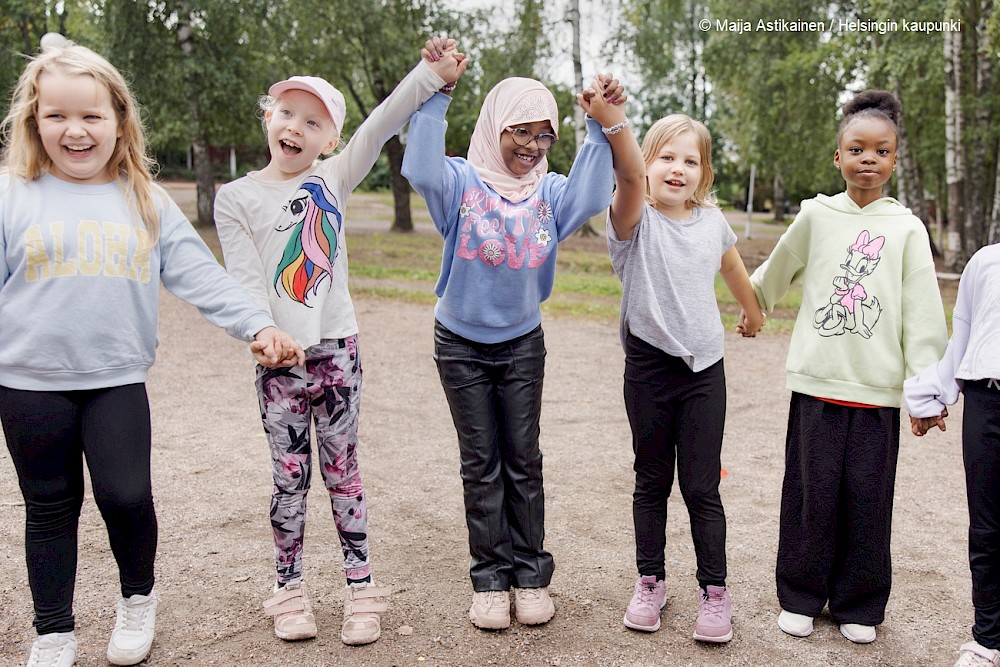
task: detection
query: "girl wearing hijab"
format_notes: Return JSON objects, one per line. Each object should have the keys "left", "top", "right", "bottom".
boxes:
{"left": 403, "top": 74, "right": 632, "bottom": 630}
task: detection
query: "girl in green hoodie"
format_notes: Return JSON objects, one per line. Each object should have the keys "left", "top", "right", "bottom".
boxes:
{"left": 746, "top": 90, "right": 947, "bottom": 645}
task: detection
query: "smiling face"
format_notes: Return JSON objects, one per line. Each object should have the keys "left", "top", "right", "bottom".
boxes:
{"left": 259, "top": 89, "right": 340, "bottom": 181}
{"left": 499, "top": 120, "right": 554, "bottom": 177}
{"left": 834, "top": 116, "right": 897, "bottom": 208}
{"left": 645, "top": 131, "right": 704, "bottom": 219}
{"left": 35, "top": 70, "right": 121, "bottom": 185}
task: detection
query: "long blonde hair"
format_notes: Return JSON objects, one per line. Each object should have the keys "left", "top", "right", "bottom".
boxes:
{"left": 640, "top": 114, "right": 717, "bottom": 209}
{"left": 0, "top": 39, "right": 161, "bottom": 246}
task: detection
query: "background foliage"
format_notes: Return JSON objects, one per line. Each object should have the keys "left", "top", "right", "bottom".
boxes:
{"left": 0, "top": 0, "right": 997, "bottom": 263}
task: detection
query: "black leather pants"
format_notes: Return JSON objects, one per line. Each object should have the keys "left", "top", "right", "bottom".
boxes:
{"left": 433, "top": 320, "right": 554, "bottom": 591}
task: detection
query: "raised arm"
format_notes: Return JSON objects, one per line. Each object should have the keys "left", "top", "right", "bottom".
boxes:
{"left": 401, "top": 93, "right": 463, "bottom": 236}
{"left": 335, "top": 37, "right": 465, "bottom": 191}
{"left": 578, "top": 74, "right": 645, "bottom": 241}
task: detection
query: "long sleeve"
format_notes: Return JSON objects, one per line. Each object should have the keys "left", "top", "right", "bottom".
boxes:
{"left": 549, "top": 117, "right": 613, "bottom": 241}
{"left": 750, "top": 210, "right": 809, "bottom": 311}
{"left": 401, "top": 92, "right": 462, "bottom": 236}
{"left": 158, "top": 202, "right": 274, "bottom": 341}
{"left": 903, "top": 254, "right": 977, "bottom": 417}
{"left": 213, "top": 185, "right": 272, "bottom": 312}
{"left": 335, "top": 60, "right": 446, "bottom": 192}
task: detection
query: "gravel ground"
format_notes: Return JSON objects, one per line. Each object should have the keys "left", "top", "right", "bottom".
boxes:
{"left": 0, "top": 288, "right": 973, "bottom": 667}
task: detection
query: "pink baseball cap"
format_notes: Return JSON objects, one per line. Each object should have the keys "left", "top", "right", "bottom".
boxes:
{"left": 268, "top": 76, "right": 347, "bottom": 134}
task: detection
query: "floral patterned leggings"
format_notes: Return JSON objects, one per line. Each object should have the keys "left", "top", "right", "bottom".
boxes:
{"left": 256, "top": 337, "right": 371, "bottom": 585}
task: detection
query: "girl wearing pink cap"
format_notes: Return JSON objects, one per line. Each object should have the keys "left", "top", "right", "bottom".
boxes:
{"left": 402, "top": 75, "right": 631, "bottom": 630}
{"left": 214, "top": 38, "right": 466, "bottom": 647}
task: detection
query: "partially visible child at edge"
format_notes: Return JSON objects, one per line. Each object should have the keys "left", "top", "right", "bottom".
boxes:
{"left": 213, "top": 36, "right": 466, "bottom": 647}
{"left": 903, "top": 243, "right": 1000, "bottom": 667}
{"left": 747, "top": 90, "right": 947, "bottom": 645}
{"left": 598, "top": 102, "right": 764, "bottom": 642}
{"left": 0, "top": 36, "right": 304, "bottom": 667}
{"left": 401, "top": 73, "right": 627, "bottom": 630}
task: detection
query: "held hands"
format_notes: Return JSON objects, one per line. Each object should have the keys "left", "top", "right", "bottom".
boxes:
{"left": 422, "top": 35, "right": 468, "bottom": 94}
{"left": 910, "top": 408, "right": 948, "bottom": 436}
{"left": 577, "top": 73, "right": 628, "bottom": 129}
{"left": 736, "top": 308, "right": 765, "bottom": 337}
{"left": 250, "top": 326, "right": 305, "bottom": 368}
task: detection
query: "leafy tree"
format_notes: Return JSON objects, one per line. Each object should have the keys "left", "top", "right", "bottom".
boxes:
{"left": 704, "top": 1, "right": 845, "bottom": 221}
{"left": 98, "top": 0, "right": 281, "bottom": 225}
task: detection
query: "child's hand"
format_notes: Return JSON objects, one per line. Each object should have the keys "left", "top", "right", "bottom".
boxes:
{"left": 736, "top": 309, "right": 765, "bottom": 337}
{"left": 251, "top": 327, "right": 305, "bottom": 368}
{"left": 423, "top": 35, "right": 468, "bottom": 94}
{"left": 422, "top": 35, "right": 455, "bottom": 63}
{"left": 596, "top": 73, "right": 627, "bottom": 105}
{"left": 909, "top": 408, "right": 948, "bottom": 436}
{"left": 577, "top": 73, "right": 627, "bottom": 130}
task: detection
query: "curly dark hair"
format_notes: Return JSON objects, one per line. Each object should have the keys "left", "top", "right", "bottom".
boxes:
{"left": 836, "top": 89, "right": 902, "bottom": 144}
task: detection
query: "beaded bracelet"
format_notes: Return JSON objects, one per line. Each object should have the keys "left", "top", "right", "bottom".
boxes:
{"left": 440, "top": 82, "right": 457, "bottom": 93}
{"left": 602, "top": 118, "right": 631, "bottom": 135}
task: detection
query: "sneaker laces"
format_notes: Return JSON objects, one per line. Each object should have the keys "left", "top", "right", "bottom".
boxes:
{"left": 117, "top": 599, "right": 152, "bottom": 632}
{"left": 634, "top": 581, "right": 660, "bottom": 607}
{"left": 956, "top": 643, "right": 1000, "bottom": 667}
{"left": 29, "top": 638, "right": 72, "bottom": 667}
{"left": 518, "top": 589, "right": 542, "bottom": 603}
{"left": 700, "top": 589, "right": 727, "bottom": 619}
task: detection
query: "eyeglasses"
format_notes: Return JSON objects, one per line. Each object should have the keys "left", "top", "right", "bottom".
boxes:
{"left": 505, "top": 126, "right": 557, "bottom": 150}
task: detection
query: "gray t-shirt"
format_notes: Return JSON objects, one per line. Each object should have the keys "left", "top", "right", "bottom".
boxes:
{"left": 607, "top": 203, "right": 737, "bottom": 371}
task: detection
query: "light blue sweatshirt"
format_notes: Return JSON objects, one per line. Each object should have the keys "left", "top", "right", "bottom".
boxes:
{"left": 0, "top": 172, "right": 274, "bottom": 390}
{"left": 402, "top": 93, "right": 613, "bottom": 344}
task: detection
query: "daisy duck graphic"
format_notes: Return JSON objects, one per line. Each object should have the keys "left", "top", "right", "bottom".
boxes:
{"left": 455, "top": 188, "right": 555, "bottom": 269}
{"left": 273, "top": 175, "right": 342, "bottom": 306}
{"left": 814, "top": 229, "right": 885, "bottom": 339}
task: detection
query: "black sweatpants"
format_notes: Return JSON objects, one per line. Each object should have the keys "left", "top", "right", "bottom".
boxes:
{"left": 963, "top": 379, "right": 1000, "bottom": 649}
{"left": 775, "top": 392, "right": 899, "bottom": 625}
{"left": 0, "top": 383, "right": 157, "bottom": 635}
{"left": 623, "top": 331, "right": 728, "bottom": 587}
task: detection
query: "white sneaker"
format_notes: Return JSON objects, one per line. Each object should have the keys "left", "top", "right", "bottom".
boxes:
{"left": 27, "top": 632, "right": 77, "bottom": 667}
{"left": 840, "top": 622, "right": 876, "bottom": 644}
{"left": 107, "top": 591, "right": 157, "bottom": 665}
{"left": 777, "top": 609, "right": 814, "bottom": 637}
{"left": 955, "top": 641, "right": 1000, "bottom": 666}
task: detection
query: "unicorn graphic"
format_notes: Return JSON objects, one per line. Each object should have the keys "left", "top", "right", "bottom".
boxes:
{"left": 814, "top": 229, "right": 885, "bottom": 339}
{"left": 273, "top": 176, "right": 342, "bottom": 307}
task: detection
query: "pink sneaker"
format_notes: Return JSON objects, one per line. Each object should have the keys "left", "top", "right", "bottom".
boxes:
{"left": 623, "top": 575, "right": 666, "bottom": 632}
{"left": 693, "top": 585, "right": 732, "bottom": 643}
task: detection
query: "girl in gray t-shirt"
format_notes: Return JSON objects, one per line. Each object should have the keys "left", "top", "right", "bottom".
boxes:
{"left": 589, "top": 102, "right": 763, "bottom": 643}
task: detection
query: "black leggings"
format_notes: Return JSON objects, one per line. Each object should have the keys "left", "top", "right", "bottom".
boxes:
{"left": 623, "top": 332, "right": 728, "bottom": 587}
{"left": 0, "top": 383, "right": 156, "bottom": 635}
{"left": 963, "top": 380, "right": 1000, "bottom": 649}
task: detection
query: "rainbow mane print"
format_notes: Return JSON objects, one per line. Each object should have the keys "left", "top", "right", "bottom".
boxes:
{"left": 273, "top": 178, "right": 342, "bottom": 307}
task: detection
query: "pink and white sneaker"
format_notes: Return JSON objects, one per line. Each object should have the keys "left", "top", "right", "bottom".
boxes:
{"left": 693, "top": 585, "right": 732, "bottom": 643}
{"left": 623, "top": 575, "right": 666, "bottom": 632}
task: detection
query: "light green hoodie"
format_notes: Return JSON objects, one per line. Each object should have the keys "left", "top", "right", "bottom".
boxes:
{"left": 750, "top": 192, "right": 947, "bottom": 408}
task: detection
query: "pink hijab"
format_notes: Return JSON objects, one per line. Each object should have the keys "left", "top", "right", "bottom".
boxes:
{"left": 467, "top": 77, "right": 560, "bottom": 203}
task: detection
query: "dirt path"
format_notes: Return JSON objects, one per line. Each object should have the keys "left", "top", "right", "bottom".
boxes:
{"left": 0, "top": 290, "right": 972, "bottom": 667}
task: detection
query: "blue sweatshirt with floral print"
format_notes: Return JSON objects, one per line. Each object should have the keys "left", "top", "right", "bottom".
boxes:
{"left": 402, "top": 93, "right": 613, "bottom": 344}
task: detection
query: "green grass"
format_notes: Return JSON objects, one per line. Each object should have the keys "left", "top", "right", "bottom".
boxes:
{"left": 345, "top": 229, "right": 804, "bottom": 333}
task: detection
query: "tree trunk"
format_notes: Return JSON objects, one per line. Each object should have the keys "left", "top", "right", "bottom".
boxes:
{"left": 963, "top": 0, "right": 996, "bottom": 258}
{"left": 568, "top": 0, "right": 597, "bottom": 237}
{"left": 772, "top": 173, "right": 784, "bottom": 223}
{"left": 943, "top": 16, "right": 965, "bottom": 270}
{"left": 570, "top": 0, "right": 584, "bottom": 153}
{"left": 192, "top": 136, "right": 214, "bottom": 226}
{"left": 894, "top": 81, "right": 937, "bottom": 256}
{"left": 991, "top": 140, "right": 1000, "bottom": 245}
{"left": 386, "top": 135, "right": 413, "bottom": 233}
{"left": 966, "top": 0, "right": 993, "bottom": 254}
